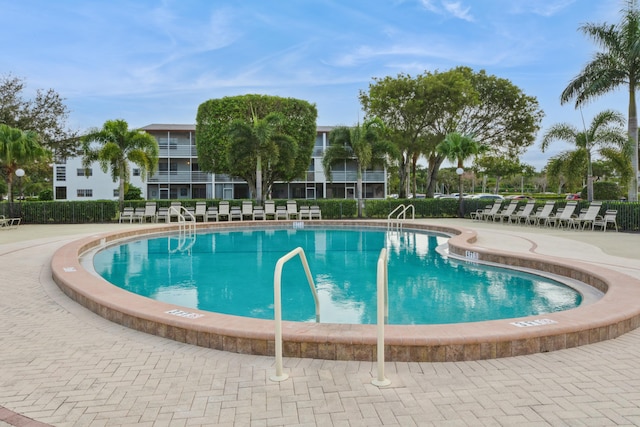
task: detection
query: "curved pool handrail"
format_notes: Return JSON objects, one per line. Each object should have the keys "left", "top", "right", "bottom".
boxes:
{"left": 271, "top": 246, "right": 319, "bottom": 382}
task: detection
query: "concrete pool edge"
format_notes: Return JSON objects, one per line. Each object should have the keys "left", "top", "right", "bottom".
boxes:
{"left": 50, "top": 220, "right": 640, "bottom": 362}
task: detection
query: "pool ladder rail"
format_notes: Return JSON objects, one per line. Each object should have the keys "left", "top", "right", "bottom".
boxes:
{"left": 168, "top": 206, "right": 196, "bottom": 253}
{"left": 271, "top": 247, "right": 391, "bottom": 387}
{"left": 387, "top": 204, "right": 414, "bottom": 231}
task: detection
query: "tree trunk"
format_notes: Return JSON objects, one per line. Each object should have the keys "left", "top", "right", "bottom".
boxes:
{"left": 425, "top": 154, "right": 444, "bottom": 197}
{"left": 628, "top": 83, "right": 638, "bottom": 201}
{"left": 256, "top": 154, "right": 263, "bottom": 204}
{"left": 356, "top": 163, "right": 363, "bottom": 218}
{"left": 398, "top": 153, "right": 409, "bottom": 198}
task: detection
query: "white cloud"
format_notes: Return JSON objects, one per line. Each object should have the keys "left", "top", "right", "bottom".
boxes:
{"left": 443, "top": 1, "right": 474, "bottom": 22}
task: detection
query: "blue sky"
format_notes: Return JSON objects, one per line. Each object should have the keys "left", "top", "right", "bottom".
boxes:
{"left": 0, "top": 0, "right": 629, "bottom": 170}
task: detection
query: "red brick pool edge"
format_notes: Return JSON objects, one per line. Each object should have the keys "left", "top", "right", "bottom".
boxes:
{"left": 51, "top": 220, "right": 640, "bottom": 362}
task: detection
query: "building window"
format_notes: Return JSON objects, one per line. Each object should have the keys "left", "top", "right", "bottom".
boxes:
{"left": 77, "top": 168, "right": 92, "bottom": 177}
{"left": 132, "top": 168, "right": 141, "bottom": 177}
{"left": 113, "top": 189, "right": 119, "bottom": 197}
{"left": 55, "top": 187, "right": 67, "bottom": 200}
{"left": 77, "top": 189, "right": 93, "bottom": 197}
{"left": 56, "top": 166, "right": 66, "bottom": 181}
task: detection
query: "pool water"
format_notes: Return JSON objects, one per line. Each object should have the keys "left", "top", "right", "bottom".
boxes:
{"left": 93, "top": 228, "right": 581, "bottom": 325}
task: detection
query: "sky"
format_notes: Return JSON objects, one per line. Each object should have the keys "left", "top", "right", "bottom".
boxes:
{"left": 0, "top": 0, "right": 630, "bottom": 170}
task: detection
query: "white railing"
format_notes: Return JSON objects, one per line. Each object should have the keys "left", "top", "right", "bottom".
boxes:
{"left": 372, "top": 248, "right": 391, "bottom": 387}
{"left": 270, "top": 247, "right": 319, "bottom": 382}
{"left": 387, "top": 204, "right": 414, "bottom": 231}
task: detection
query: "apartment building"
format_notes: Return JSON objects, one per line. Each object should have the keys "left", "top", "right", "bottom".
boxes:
{"left": 53, "top": 124, "right": 387, "bottom": 201}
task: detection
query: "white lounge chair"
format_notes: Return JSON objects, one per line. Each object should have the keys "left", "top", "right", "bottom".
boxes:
{"left": 156, "top": 206, "right": 169, "bottom": 223}
{"left": 194, "top": 201, "right": 207, "bottom": 222}
{"left": 286, "top": 200, "right": 299, "bottom": 220}
{"left": 252, "top": 205, "right": 266, "bottom": 220}
{"left": 509, "top": 201, "right": 536, "bottom": 225}
{"left": 205, "top": 205, "right": 218, "bottom": 222}
{"left": 230, "top": 205, "right": 242, "bottom": 221}
{"left": 526, "top": 201, "right": 555, "bottom": 226}
{"left": 478, "top": 201, "right": 502, "bottom": 222}
{"left": 569, "top": 202, "right": 602, "bottom": 230}
{"left": 218, "top": 201, "right": 230, "bottom": 221}
{"left": 493, "top": 201, "right": 519, "bottom": 223}
{"left": 546, "top": 201, "right": 577, "bottom": 228}
{"left": 299, "top": 205, "right": 311, "bottom": 220}
{"left": 310, "top": 205, "right": 322, "bottom": 220}
{"left": 275, "top": 205, "right": 288, "bottom": 220}
{"left": 241, "top": 201, "right": 254, "bottom": 220}
{"left": 593, "top": 209, "right": 618, "bottom": 232}
{"left": 264, "top": 201, "right": 277, "bottom": 220}
{"left": 142, "top": 202, "right": 157, "bottom": 223}
{"left": 119, "top": 207, "right": 135, "bottom": 223}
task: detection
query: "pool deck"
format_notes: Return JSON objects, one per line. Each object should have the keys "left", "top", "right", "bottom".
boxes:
{"left": 1, "top": 219, "right": 640, "bottom": 426}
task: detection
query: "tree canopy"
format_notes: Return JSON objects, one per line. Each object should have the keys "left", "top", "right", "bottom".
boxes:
{"left": 360, "top": 67, "right": 543, "bottom": 198}
{"left": 0, "top": 123, "right": 46, "bottom": 203}
{"left": 195, "top": 94, "right": 317, "bottom": 199}
{"left": 0, "top": 74, "right": 78, "bottom": 158}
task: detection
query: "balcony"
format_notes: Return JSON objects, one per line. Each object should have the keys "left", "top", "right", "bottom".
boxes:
{"left": 321, "top": 171, "right": 385, "bottom": 182}
{"left": 148, "top": 171, "right": 211, "bottom": 183}
{"left": 158, "top": 145, "right": 197, "bottom": 157}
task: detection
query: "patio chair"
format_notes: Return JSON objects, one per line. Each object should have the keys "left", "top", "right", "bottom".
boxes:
{"left": 299, "top": 205, "right": 311, "bottom": 220}
{"left": 264, "top": 201, "right": 277, "bottom": 220}
{"left": 509, "top": 201, "right": 536, "bottom": 225}
{"left": 478, "top": 201, "right": 502, "bottom": 221}
{"left": 310, "top": 205, "right": 322, "bottom": 220}
{"left": 569, "top": 202, "right": 602, "bottom": 230}
{"left": 218, "top": 201, "right": 230, "bottom": 221}
{"left": 526, "top": 201, "right": 555, "bottom": 226}
{"left": 205, "top": 205, "right": 219, "bottom": 222}
{"left": 252, "top": 205, "right": 266, "bottom": 220}
{"left": 168, "top": 201, "right": 182, "bottom": 222}
{"left": 492, "top": 200, "right": 519, "bottom": 223}
{"left": 230, "top": 205, "right": 242, "bottom": 221}
{"left": 546, "top": 201, "right": 577, "bottom": 228}
{"left": 275, "top": 205, "right": 288, "bottom": 220}
{"left": 156, "top": 206, "right": 169, "bottom": 223}
{"left": 593, "top": 209, "right": 618, "bottom": 232}
{"left": 193, "top": 201, "right": 207, "bottom": 222}
{"left": 119, "top": 207, "right": 135, "bottom": 223}
{"left": 286, "top": 200, "right": 299, "bottom": 220}
{"left": 241, "top": 201, "right": 254, "bottom": 220}
{"left": 142, "top": 202, "right": 157, "bottom": 223}
{"left": 470, "top": 204, "right": 491, "bottom": 221}
{"left": 133, "top": 207, "right": 145, "bottom": 223}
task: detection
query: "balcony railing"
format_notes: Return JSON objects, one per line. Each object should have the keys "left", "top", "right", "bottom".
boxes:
{"left": 319, "top": 171, "right": 385, "bottom": 182}
{"left": 148, "top": 171, "right": 211, "bottom": 183}
{"left": 158, "top": 145, "right": 197, "bottom": 157}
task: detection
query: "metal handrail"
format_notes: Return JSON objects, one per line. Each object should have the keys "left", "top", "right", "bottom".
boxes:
{"left": 372, "top": 248, "right": 391, "bottom": 387}
{"left": 270, "top": 247, "right": 319, "bottom": 382}
{"left": 387, "top": 204, "right": 414, "bottom": 231}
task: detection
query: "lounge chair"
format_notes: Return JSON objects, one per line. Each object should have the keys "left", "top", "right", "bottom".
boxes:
{"left": 194, "top": 201, "right": 207, "bottom": 222}
{"left": 478, "top": 201, "right": 502, "bottom": 222}
{"left": 0, "top": 215, "right": 21, "bottom": 229}
{"left": 492, "top": 201, "right": 519, "bottom": 223}
{"left": 142, "top": 202, "right": 157, "bottom": 223}
{"left": 218, "top": 201, "right": 230, "bottom": 221}
{"left": 133, "top": 207, "right": 145, "bottom": 223}
{"left": 509, "top": 201, "right": 535, "bottom": 225}
{"left": 205, "top": 205, "right": 219, "bottom": 222}
{"left": 168, "top": 202, "right": 182, "bottom": 222}
{"left": 119, "top": 207, "right": 135, "bottom": 223}
{"left": 156, "top": 206, "right": 169, "bottom": 223}
{"left": 253, "top": 205, "right": 266, "bottom": 220}
{"left": 526, "top": 201, "right": 555, "bottom": 226}
{"left": 264, "top": 201, "right": 277, "bottom": 220}
{"left": 241, "top": 201, "right": 254, "bottom": 220}
{"left": 546, "top": 201, "right": 577, "bottom": 228}
{"left": 310, "top": 205, "right": 322, "bottom": 220}
{"left": 275, "top": 205, "right": 288, "bottom": 220}
{"left": 470, "top": 204, "right": 492, "bottom": 221}
{"left": 286, "top": 200, "right": 299, "bottom": 220}
{"left": 299, "top": 205, "right": 311, "bottom": 220}
{"left": 569, "top": 202, "right": 602, "bottom": 230}
{"left": 230, "top": 205, "right": 242, "bottom": 221}
{"left": 593, "top": 209, "right": 618, "bottom": 232}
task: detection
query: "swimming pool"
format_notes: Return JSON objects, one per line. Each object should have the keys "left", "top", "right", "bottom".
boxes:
{"left": 92, "top": 227, "right": 581, "bottom": 325}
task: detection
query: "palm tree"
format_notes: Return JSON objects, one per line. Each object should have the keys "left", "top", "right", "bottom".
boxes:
{"left": 560, "top": 0, "right": 640, "bottom": 201}
{"left": 436, "top": 132, "right": 486, "bottom": 217}
{"left": 541, "top": 110, "right": 628, "bottom": 201}
{"left": 322, "top": 117, "right": 392, "bottom": 217}
{"left": 81, "top": 119, "right": 158, "bottom": 210}
{"left": 227, "top": 108, "right": 295, "bottom": 204}
{"left": 0, "top": 124, "right": 46, "bottom": 207}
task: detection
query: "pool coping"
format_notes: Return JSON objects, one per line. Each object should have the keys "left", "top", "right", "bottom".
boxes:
{"left": 50, "top": 220, "right": 640, "bottom": 362}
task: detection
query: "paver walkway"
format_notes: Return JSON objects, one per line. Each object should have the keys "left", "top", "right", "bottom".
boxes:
{"left": 1, "top": 221, "right": 639, "bottom": 426}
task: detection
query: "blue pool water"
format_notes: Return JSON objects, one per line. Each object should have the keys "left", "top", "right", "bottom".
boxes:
{"left": 93, "top": 227, "right": 581, "bottom": 325}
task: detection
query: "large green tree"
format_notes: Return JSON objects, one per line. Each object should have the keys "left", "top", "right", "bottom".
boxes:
{"left": 322, "top": 117, "right": 393, "bottom": 217}
{"left": 81, "top": 119, "right": 159, "bottom": 210}
{"left": 196, "top": 94, "right": 317, "bottom": 199}
{"left": 227, "top": 108, "right": 296, "bottom": 203}
{"left": 0, "top": 74, "right": 78, "bottom": 158}
{"left": 475, "top": 156, "right": 524, "bottom": 194}
{"left": 0, "top": 124, "right": 46, "bottom": 205}
{"left": 360, "top": 67, "right": 543, "bottom": 198}
{"left": 560, "top": 0, "right": 640, "bottom": 201}
{"left": 541, "top": 110, "right": 628, "bottom": 201}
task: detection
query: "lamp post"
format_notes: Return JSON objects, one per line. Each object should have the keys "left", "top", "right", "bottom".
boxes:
{"left": 456, "top": 167, "right": 464, "bottom": 218}
{"left": 15, "top": 168, "right": 25, "bottom": 218}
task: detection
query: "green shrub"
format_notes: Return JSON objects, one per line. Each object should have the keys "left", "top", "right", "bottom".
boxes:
{"left": 580, "top": 181, "right": 622, "bottom": 201}
{"left": 38, "top": 189, "right": 53, "bottom": 201}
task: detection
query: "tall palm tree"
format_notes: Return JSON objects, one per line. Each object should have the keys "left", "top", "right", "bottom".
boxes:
{"left": 560, "top": 0, "right": 640, "bottom": 201}
{"left": 227, "top": 108, "right": 295, "bottom": 204}
{"left": 81, "top": 119, "right": 158, "bottom": 210}
{"left": 436, "top": 132, "right": 486, "bottom": 217}
{"left": 541, "top": 110, "right": 628, "bottom": 201}
{"left": 322, "top": 117, "right": 392, "bottom": 217}
{"left": 0, "top": 123, "right": 46, "bottom": 205}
